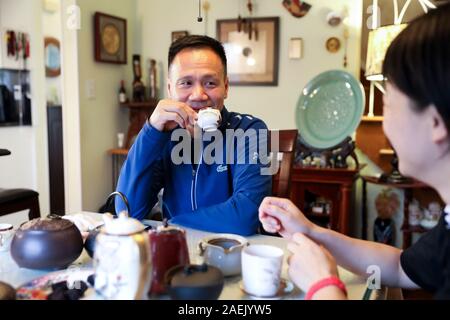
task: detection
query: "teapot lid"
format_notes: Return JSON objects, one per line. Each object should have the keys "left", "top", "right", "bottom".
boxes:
{"left": 152, "top": 218, "right": 185, "bottom": 235}
{"left": 102, "top": 212, "right": 145, "bottom": 235}
{"left": 19, "top": 215, "right": 74, "bottom": 232}
{"left": 168, "top": 264, "right": 223, "bottom": 288}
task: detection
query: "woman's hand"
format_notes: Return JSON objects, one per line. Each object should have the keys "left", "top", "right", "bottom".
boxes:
{"left": 149, "top": 99, "right": 198, "bottom": 132}
{"left": 287, "top": 232, "right": 339, "bottom": 294}
{"left": 258, "top": 197, "right": 315, "bottom": 239}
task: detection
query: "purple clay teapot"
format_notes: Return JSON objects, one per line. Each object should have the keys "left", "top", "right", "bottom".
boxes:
{"left": 11, "top": 214, "right": 83, "bottom": 270}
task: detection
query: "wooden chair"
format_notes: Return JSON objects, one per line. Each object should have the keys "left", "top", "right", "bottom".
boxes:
{"left": 270, "top": 129, "right": 298, "bottom": 198}
{"left": 259, "top": 130, "right": 298, "bottom": 236}
{"left": 0, "top": 149, "right": 41, "bottom": 220}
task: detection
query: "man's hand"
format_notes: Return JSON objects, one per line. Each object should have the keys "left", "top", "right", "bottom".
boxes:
{"left": 287, "top": 233, "right": 339, "bottom": 294}
{"left": 149, "top": 99, "right": 198, "bottom": 132}
{"left": 258, "top": 197, "right": 315, "bottom": 239}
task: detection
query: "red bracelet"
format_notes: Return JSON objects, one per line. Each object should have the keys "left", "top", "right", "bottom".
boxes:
{"left": 305, "top": 276, "right": 347, "bottom": 300}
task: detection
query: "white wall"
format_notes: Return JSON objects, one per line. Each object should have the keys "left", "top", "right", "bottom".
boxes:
{"left": 77, "top": 0, "right": 135, "bottom": 211}
{"left": 137, "top": 0, "right": 363, "bottom": 130}
{"left": 0, "top": 0, "right": 49, "bottom": 225}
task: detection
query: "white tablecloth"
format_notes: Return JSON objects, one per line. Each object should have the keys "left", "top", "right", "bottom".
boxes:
{"left": 0, "top": 212, "right": 381, "bottom": 300}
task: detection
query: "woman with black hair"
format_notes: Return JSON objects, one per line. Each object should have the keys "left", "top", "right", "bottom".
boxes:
{"left": 259, "top": 3, "right": 450, "bottom": 300}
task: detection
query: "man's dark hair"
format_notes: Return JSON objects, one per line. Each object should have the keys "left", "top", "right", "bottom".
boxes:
{"left": 383, "top": 3, "right": 450, "bottom": 132}
{"left": 168, "top": 35, "right": 228, "bottom": 77}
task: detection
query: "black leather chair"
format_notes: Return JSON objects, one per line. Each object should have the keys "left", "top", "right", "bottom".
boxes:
{"left": 0, "top": 149, "right": 41, "bottom": 220}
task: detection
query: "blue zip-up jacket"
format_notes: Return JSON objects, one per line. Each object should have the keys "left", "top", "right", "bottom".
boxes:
{"left": 116, "top": 107, "right": 272, "bottom": 236}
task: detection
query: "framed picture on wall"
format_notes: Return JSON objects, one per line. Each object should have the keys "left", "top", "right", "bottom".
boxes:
{"left": 171, "top": 30, "right": 189, "bottom": 43}
{"left": 44, "top": 37, "right": 61, "bottom": 77}
{"left": 94, "top": 12, "right": 127, "bottom": 64}
{"left": 216, "top": 17, "right": 279, "bottom": 86}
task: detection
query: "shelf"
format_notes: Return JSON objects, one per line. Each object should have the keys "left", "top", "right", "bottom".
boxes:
{"left": 120, "top": 99, "right": 158, "bottom": 109}
{"left": 361, "top": 115, "right": 384, "bottom": 122}
{"left": 361, "top": 175, "right": 429, "bottom": 188}
{"left": 305, "top": 211, "right": 330, "bottom": 219}
{"left": 379, "top": 148, "right": 394, "bottom": 156}
{"left": 401, "top": 224, "right": 430, "bottom": 234}
{"left": 108, "top": 148, "right": 129, "bottom": 155}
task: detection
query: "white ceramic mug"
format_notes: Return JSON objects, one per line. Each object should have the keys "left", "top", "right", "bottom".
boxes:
{"left": 197, "top": 108, "right": 221, "bottom": 132}
{"left": 0, "top": 223, "right": 14, "bottom": 252}
{"left": 241, "top": 244, "right": 284, "bottom": 297}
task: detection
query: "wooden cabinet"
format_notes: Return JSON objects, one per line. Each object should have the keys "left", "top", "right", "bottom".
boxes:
{"left": 289, "top": 165, "right": 362, "bottom": 235}
{"left": 120, "top": 99, "right": 158, "bottom": 149}
{"left": 361, "top": 175, "right": 444, "bottom": 249}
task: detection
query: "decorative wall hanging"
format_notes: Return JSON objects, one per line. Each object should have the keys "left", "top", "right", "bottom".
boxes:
{"left": 326, "top": 11, "right": 342, "bottom": 26}
{"left": 44, "top": 37, "right": 61, "bottom": 77}
{"left": 94, "top": 12, "right": 127, "bottom": 64}
{"left": 217, "top": 17, "right": 279, "bottom": 86}
{"left": 325, "top": 37, "right": 341, "bottom": 53}
{"left": 282, "top": 0, "right": 312, "bottom": 18}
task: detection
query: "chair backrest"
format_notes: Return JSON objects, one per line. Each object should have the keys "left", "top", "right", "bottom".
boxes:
{"left": 269, "top": 129, "right": 298, "bottom": 198}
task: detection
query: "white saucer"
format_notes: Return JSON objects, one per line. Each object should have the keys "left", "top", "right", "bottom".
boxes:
{"left": 239, "top": 278, "right": 294, "bottom": 300}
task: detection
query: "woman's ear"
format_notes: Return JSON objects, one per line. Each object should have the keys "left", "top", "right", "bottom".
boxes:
{"left": 430, "top": 105, "right": 448, "bottom": 143}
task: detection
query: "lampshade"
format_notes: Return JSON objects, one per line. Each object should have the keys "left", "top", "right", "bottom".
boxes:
{"left": 365, "top": 24, "right": 407, "bottom": 81}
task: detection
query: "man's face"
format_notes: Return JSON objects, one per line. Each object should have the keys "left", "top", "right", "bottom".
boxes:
{"left": 167, "top": 48, "right": 229, "bottom": 113}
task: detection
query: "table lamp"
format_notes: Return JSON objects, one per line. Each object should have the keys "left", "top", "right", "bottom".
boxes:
{"left": 365, "top": 24, "right": 407, "bottom": 116}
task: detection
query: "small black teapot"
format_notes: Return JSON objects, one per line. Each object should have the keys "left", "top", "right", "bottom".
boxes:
{"left": 164, "top": 263, "right": 224, "bottom": 300}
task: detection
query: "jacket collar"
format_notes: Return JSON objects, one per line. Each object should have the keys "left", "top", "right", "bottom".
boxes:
{"left": 219, "top": 106, "right": 230, "bottom": 131}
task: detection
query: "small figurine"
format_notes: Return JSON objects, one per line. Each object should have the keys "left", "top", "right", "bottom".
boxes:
{"left": 420, "top": 201, "right": 441, "bottom": 229}
{"left": 373, "top": 188, "right": 399, "bottom": 245}
{"left": 132, "top": 54, "right": 146, "bottom": 102}
{"left": 148, "top": 59, "right": 158, "bottom": 99}
{"left": 408, "top": 199, "right": 423, "bottom": 227}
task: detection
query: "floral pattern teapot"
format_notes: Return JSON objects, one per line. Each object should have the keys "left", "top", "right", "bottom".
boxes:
{"left": 93, "top": 192, "right": 151, "bottom": 300}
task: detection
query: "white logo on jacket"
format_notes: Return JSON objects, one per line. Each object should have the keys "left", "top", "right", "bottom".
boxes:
{"left": 216, "top": 165, "right": 228, "bottom": 173}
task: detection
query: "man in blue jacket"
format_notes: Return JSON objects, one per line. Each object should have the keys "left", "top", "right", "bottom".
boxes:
{"left": 116, "top": 35, "right": 272, "bottom": 235}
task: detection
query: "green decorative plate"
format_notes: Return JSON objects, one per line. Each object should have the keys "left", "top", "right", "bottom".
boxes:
{"left": 295, "top": 70, "right": 365, "bottom": 149}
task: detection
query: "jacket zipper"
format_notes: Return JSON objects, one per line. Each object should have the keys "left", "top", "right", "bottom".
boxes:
{"left": 190, "top": 151, "right": 203, "bottom": 211}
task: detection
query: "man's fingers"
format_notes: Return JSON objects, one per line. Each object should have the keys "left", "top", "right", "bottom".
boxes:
{"left": 163, "top": 112, "right": 185, "bottom": 128}
{"left": 162, "top": 105, "right": 191, "bottom": 127}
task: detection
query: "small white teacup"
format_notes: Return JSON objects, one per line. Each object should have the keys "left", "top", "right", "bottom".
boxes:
{"left": 241, "top": 244, "right": 284, "bottom": 297}
{"left": 0, "top": 223, "right": 14, "bottom": 252}
{"left": 197, "top": 108, "right": 221, "bottom": 132}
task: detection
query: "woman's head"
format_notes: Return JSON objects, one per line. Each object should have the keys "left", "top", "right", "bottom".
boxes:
{"left": 383, "top": 3, "right": 450, "bottom": 129}
{"left": 382, "top": 3, "right": 450, "bottom": 179}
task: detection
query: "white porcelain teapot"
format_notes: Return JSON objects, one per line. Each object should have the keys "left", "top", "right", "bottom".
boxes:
{"left": 93, "top": 192, "right": 151, "bottom": 300}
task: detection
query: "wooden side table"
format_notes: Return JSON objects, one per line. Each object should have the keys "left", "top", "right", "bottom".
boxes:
{"left": 360, "top": 175, "right": 442, "bottom": 248}
{"left": 289, "top": 165, "right": 363, "bottom": 235}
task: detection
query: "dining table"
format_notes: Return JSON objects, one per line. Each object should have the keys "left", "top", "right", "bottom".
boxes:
{"left": 0, "top": 211, "right": 385, "bottom": 300}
